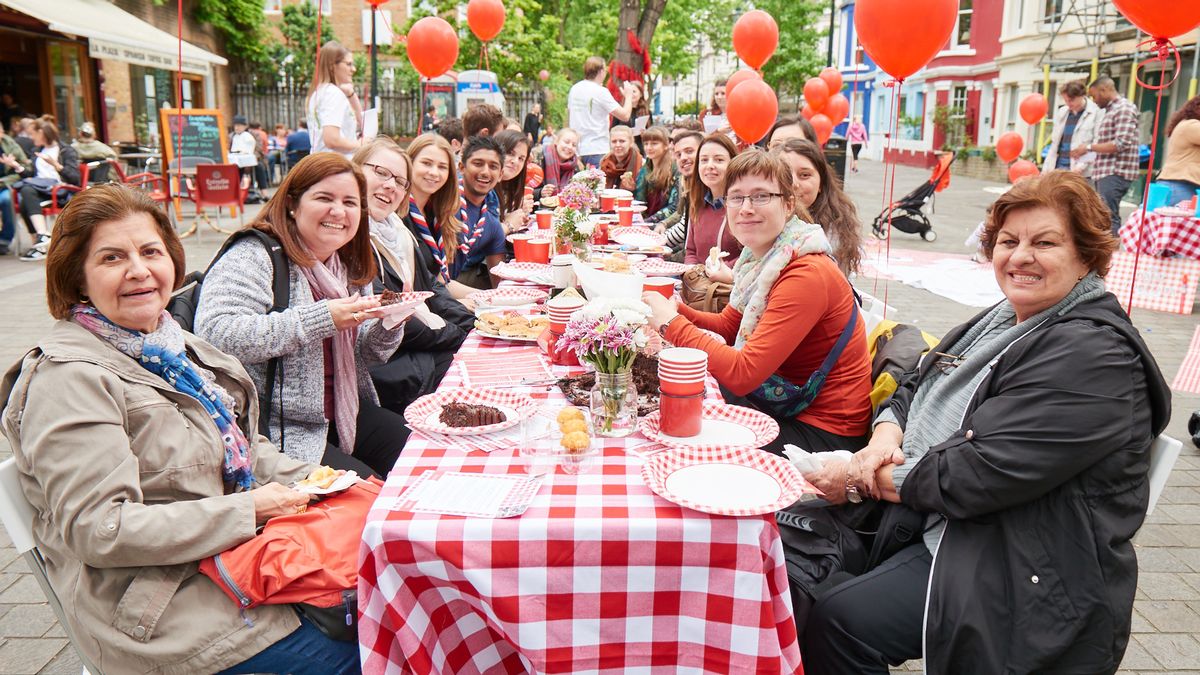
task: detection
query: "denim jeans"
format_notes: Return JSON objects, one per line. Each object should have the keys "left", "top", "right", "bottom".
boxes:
{"left": 1157, "top": 179, "right": 1200, "bottom": 208}
{"left": 215, "top": 615, "right": 361, "bottom": 675}
{"left": 580, "top": 153, "right": 604, "bottom": 169}
{"left": 0, "top": 188, "right": 13, "bottom": 245}
{"left": 1095, "top": 174, "right": 1132, "bottom": 237}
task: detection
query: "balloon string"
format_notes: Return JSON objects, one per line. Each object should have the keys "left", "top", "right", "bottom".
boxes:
{"left": 1135, "top": 38, "right": 1182, "bottom": 90}
{"left": 1125, "top": 78, "right": 1166, "bottom": 317}
{"left": 880, "top": 81, "right": 903, "bottom": 318}
{"left": 174, "top": 0, "right": 183, "bottom": 199}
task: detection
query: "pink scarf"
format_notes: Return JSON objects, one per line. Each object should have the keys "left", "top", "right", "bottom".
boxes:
{"left": 300, "top": 251, "right": 359, "bottom": 454}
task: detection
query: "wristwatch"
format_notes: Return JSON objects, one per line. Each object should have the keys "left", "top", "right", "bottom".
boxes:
{"left": 658, "top": 314, "right": 680, "bottom": 337}
{"left": 845, "top": 478, "right": 863, "bottom": 504}
{"left": 1086, "top": 143, "right": 1093, "bottom": 152}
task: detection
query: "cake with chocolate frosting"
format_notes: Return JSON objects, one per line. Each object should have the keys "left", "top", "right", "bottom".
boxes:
{"left": 439, "top": 402, "right": 506, "bottom": 427}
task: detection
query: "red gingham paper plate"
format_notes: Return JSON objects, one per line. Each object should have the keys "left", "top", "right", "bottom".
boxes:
{"left": 490, "top": 262, "right": 552, "bottom": 282}
{"left": 611, "top": 226, "right": 667, "bottom": 248}
{"left": 639, "top": 401, "right": 779, "bottom": 449}
{"left": 363, "top": 291, "right": 434, "bottom": 317}
{"left": 641, "top": 446, "right": 816, "bottom": 516}
{"left": 404, "top": 387, "right": 538, "bottom": 436}
{"left": 635, "top": 259, "right": 691, "bottom": 277}
{"left": 468, "top": 287, "right": 549, "bottom": 306}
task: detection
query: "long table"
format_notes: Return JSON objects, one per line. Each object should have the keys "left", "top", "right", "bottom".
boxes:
{"left": 357, "top": 331, "right": 804, "bottom": 674}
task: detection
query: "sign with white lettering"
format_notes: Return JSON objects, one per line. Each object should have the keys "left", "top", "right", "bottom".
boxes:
{"left": 89, "top": 40, "right": 210, "bottom": 75}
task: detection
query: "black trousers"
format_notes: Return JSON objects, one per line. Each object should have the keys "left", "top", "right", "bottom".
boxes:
{"left": 803, "top": 543, "right": 930, "bottom": 675}
{"left": 719, "top": 386, "right": 870, "bottom": 456}
{"left": 322, "top": 399, "right": 409, "bottom": 479}
{"left": 17, "top": 183, "right": 49, "bottom": 230}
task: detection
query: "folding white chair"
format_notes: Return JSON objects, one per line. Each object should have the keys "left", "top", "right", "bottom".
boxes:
{"left": 0, "top": 458, "right": 100, "bottom": 675}
{"left": 1147, "top": 435, "right": 1183, "bottom": 516}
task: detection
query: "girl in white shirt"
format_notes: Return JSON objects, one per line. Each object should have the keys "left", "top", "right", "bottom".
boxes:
{"left": 307, "top": 41, "right": 362, "bottom": 157}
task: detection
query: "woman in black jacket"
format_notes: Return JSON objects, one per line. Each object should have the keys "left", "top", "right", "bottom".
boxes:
{"left": 16, "top": 118, "right": 79, "bottom": 261}
{"left": 803, "top": 171, "right": 1172, "bottom": 675}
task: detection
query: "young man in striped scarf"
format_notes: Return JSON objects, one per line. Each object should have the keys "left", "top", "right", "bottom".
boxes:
{"left": 450, "top": 135, "right": 507, "bottom": 290}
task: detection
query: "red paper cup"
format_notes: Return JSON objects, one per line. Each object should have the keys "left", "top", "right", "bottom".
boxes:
{"left": 660, "top": 391, "right": 704, "bottom": 436}
{"left": 511, "top": 234, "right": 533, "bottom": 262}
{"left": 659, "top": 366, "right": 707, "bottom": 379}
{"left": 535, "top": 210, "right": 553, "bottom": 230}
{"left": 642, "top": 277, "right": 675, "bottom": 299}
{"left": 600, "top": 193, "right": 615, "bottom": 212}
{"left": 527, "top": 239, "right": 551, "bottom": 263}
{"left": 617, "top": 207, "right": 635, "bottom": 227}
{"left": 592, "top": 219, "right": 610, "bottom": 245}
{"left": 660, "top": 379, "right": 705, "bottom": 396}
{"left": 659, "top": 347, "right": 708, "bottom": 367}
{"left": 615, "top": 196, "right": 633, "bottom": 209}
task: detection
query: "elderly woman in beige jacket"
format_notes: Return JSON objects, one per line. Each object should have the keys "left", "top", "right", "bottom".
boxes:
{"left": 0, "top": 185, "right": 360, "bottom": 674}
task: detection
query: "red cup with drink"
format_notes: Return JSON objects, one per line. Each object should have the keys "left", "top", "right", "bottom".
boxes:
{"left": 642, "top": 277, "right": 675, "bottom": 299}
{"left": 617, "top": 207, "right": 635, "bottom": 228}
{"left": 535, "top": 210, "right": 553, "bottom": 230}
{"left": 527, "top": 238, "right": 552, "bottom": 263}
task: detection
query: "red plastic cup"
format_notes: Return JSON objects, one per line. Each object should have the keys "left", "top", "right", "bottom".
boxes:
{"left": 615, "top": 196, "right": 633, "bottom": 210}
{"left": 659, "top": 347, "right": 708, "bottom": 367}
{"left": 658, "top": 365, "right": 707, "bottom": 378}
{"left": 659, "top": 378, "right": 706, "bottom": 396}
{"left": 600, "top": 191, "right": 616, "bottom": 212}
{"left": 511, "top": 234, "right": 532, "bottom": 262}
{"left": 535, "top": 210, "right": 553, "bottom": 230}
{"left": 660, "top": 391, "right": 704, "bottom": 436}
{"left": 527, "top": 238, "right": 551, "bottom": 263}
{"left": 642, "top": 277, "right": 675, "bottom": 299}
{"left": 592, "top": 219, "right": 611, "bottom": 245}
{"left": 617, "top": 207, "right": 635, "bottom": 227}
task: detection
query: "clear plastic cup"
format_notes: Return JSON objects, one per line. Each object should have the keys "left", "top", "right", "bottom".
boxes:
{"left": 518, "top": 412, "right": 556, "bottom": 476}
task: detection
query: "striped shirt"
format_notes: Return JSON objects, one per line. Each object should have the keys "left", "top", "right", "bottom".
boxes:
{"left": 1091, "top": 96, "right": 1141, "bottom": 180}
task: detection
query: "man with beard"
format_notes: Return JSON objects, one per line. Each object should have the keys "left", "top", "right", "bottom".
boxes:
{"left": 450, "top": 135, "right": 507, "bottom": 290}
{"left": 660, "top": 130, "right": 703, "bottom": 257}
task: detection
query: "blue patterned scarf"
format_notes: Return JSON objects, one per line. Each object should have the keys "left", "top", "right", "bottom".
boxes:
{"left": 71, "top": 305, "right": 255, "bottom": 490}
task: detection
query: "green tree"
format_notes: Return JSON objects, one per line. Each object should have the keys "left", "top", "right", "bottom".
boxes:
{"left": 757, "top": 0, "right": 825, "bottom": 98}
{"left": 194, "top": 0, "right": 273, "bottom": 73}
{"left": 269, "top": 3, "right": 337, "bottom": 86}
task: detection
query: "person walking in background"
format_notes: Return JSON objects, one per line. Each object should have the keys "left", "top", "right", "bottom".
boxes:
{"left": 846, "top": 116, "right": 868, "bottom": 174}
{"left": 0, "top": 122, "right": 30, "bottom": 255}
{"left": 523, "top": 102, "right": 542, "bottom": 145}
{"left": 1044, "top": 80, "right": 1101, "bottom": 178}
{"left": 1157, "top": 95, "right": 1200, "bottom": 206}
{"left": 1078, "top": 76, "right": 1140, "bottom": 236}
{"left": 306, "top": 41, "right": 362, "bottom": 157}
{"left": 285, "top": 120, "right": 311, "bottom": 169}
{"left": 248, "top": 121, "right": 271, "bottom": 194}
{"left": 568, "top": 56, "right": 641, "bottom": 168}
{"left": 422, "top": 103, "right": 438, "bottom": 132}
{"left": 267, "top": 123, "right": 288, "bottom": 182}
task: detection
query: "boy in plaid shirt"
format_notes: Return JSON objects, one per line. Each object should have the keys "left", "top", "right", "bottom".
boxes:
{"left": 1075, "top": 76, "right": 1140, "bottom": 236}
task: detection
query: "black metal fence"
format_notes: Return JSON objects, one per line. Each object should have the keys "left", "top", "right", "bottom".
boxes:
{"left": 231, "top": 77, "right": 544, "bottom": 139}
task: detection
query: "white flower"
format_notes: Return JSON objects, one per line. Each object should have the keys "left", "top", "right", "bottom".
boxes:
{"left": 612, "top": 308, "right": 648, "bottom": 327}
{"left": 633, "top": 331, "right": 649, "bottom": 348}
{"left": 574, "top": 220, "right": 595, "bottom": 236}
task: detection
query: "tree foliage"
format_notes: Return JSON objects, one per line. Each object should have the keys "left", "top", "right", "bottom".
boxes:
{"left": 193, "top": 0, "right": 273, "bottom": 72}
{"left": 267, "top": 3, "right": 337, "bottom": 85}
{"left": 757, "top": 0, "right": 826, "bottom": 98}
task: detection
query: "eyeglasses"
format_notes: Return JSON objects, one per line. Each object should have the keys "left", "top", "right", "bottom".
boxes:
{"left": 725, "top": 193, "right": 783, "bottom": 208}
{"left": 363, "top": 163, "right": 410, "bottom": 190}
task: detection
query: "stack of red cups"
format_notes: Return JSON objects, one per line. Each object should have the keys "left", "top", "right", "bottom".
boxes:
{"left": 657, "top": 347, "right": 707, "bottom": 436}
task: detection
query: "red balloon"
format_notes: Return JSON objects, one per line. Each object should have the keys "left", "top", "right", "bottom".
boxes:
{"left": 1111, "top": 0, "right": 1200, "bottom": 39}
{"left": 732, "top": 10, "right": 779, "bottom": 70}
{"left": 366, "top": 0, "right": 389, "bottom": 6}
{"left": 855, "top": 0, "right": 958, "bottom": 80}
{"left": 800, "top": 104, "right": 817, "bottom": 120}
{"left": 825, "top": 93, "right": 850, "bottom": 126}
{"left": 538, "top": 69, "right": 550, "bottom": 81}
{"left": 467, "top": 0, "right": 505, "bottom": 42}
{"left": 407, "top": 17, "right": 459, "bottom": 78}
{"left": 1019, "top": 93, "right": 1048, "bottom": 125}
{"left": 1008, "top": 159, "right": 1039, "bottom": 184}
{"left": 803, "top": 78, "right": 830, "bottom": 112}
{"left": 995, "top": 131, "right": 1024, "bottom": 164}
{"left": 810, "top": 114, "right": 834, "bottom": 146}
{"left": 725, "top": 69, "right": 761, "bottom": 97}
{"left": 726, "top": 79, "right": 779, "bottom": 144}
{"left": 819, "top": 67, "right": 843, "bottom": 96}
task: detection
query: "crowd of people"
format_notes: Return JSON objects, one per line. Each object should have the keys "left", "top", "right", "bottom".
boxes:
{"left": 0, "top": 43, "right": 1188, "bottom": 674}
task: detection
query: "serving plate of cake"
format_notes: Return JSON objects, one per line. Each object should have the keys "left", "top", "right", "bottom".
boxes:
{"left": 404, "top": 387, "right": 538, "bottom": 436}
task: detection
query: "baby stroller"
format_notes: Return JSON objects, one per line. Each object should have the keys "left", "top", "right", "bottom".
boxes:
{"left": 872, "top": 153, "right": 955, "bottom": 242}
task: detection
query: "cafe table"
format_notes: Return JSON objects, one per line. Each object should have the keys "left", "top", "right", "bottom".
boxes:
{"left": 1121, "top": 207, "right": 1200, "bottom": 260}
{"left": 357, "top": 332, "right": 804, "bottom": 674}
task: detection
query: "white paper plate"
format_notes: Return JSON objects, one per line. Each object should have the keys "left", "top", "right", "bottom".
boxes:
{"left": 639, "top": 401, "right": 779, "bottom": 449}
{"left": 294, "top": 470, "right": 361, "bottom": 495}
{"left": 641, "top": 446, "right": 816, "bottom": 516}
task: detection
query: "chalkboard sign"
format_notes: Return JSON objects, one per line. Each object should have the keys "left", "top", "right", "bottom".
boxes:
{"left": 159, "top": 108, "right": 228, "bottom": 173}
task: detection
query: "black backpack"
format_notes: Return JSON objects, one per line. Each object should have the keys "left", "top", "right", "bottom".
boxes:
{"left": 168, "top": 229, "right": 290, "bottom": 438}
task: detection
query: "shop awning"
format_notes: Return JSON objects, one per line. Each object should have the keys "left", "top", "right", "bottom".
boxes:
{"left": 0, "top": 0, "right": 227, "bottom": 75}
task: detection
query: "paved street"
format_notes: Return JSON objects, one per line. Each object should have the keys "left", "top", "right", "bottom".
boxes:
{"left": 0, "top": 161, "right": 1196, "bottom": 673}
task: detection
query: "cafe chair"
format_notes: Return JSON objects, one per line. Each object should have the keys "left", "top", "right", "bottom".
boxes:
{"left": 0, "top": 458, "right": 101, "bottom": 675}
{"left": 1147, "top": 434, "right": 1183, "bottom": 516}
{"left": 104, "top": 159, "right": 171, "bottom": 207}
{"left": 183, "top": 163, "right": 250, "bottom": 238}
{"left": 10, "top": 162, "right": 91, "bottom": 237}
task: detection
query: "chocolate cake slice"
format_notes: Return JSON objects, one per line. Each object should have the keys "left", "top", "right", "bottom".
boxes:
{"left": 439, "top": 402, "right": 507, "bottom": 427}
{"left": 379, "top": 289, "right": 405, "bottom": 306}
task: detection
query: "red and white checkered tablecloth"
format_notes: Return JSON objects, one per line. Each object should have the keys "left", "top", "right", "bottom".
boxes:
{"left": 358, "top": 333, "right": 803, "bottom": 674}
{"left": 1120, "top": 209, "right": 1200, "bottom": 260}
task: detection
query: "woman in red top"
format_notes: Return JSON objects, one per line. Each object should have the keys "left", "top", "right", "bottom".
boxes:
{"left": 644, "top": 150, "right": 872, "bottom": 454}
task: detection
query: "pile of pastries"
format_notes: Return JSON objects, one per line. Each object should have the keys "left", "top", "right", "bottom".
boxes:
{"left": 556, "top": 407, "right": 591, "bottom": 453}
{"left": 475, "top": 310, "right": 550, "bottom": 339}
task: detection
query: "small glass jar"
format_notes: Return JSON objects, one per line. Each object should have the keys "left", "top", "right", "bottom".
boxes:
{"left": 589, "top": 370, "right": 638, "bottom": 437}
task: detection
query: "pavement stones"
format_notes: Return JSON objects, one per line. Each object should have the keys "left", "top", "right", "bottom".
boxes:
{"left": 0, "top": 165, "right": 1195, "bottom": 672}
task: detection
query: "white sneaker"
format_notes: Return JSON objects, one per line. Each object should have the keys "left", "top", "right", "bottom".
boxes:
{"left": 19, "top": 235, "right": 50, "bottom": 262}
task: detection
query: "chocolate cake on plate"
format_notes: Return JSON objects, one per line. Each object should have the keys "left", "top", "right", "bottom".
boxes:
{"left": 439, "top": 402, "right": 507, "bottom": 427}
{"left": 379, "top": 289, "right": 405, "bottom": 306}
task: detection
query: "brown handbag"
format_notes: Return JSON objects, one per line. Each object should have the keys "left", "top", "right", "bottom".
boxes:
{"left": 680, "top": 265, "right": 732, "bottom": 313}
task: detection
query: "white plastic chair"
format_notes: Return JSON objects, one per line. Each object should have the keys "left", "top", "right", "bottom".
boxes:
{"left": 1147, "top": 435, "right": 1183, "bottom": 516}
{"left": 0, "top": 458, "right": 100, "bottom": 675}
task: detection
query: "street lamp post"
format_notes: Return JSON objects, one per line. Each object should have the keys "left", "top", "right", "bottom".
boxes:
{"left": 826, "top": 0, "right": 836, "bottom": 67}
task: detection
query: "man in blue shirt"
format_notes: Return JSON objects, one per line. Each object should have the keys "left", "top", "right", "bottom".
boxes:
{"left": 284, "top": 120, "right": 311, "bottom": 170}
{"left": 449, "top": 136, "right": 507, "bottom": 289}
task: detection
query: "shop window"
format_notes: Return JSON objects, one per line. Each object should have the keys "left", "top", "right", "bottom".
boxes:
{"left": 264, "top": 0, "right": 282, "bottom": 12}
{"left": 130, "top": 66, "right": 175, "bottom": 146}
{"left": 46, "top": 42, "right": 91, "bottom": 138}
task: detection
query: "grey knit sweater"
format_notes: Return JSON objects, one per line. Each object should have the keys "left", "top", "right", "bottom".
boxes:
{"left": 194, "top": 238, "right": 405, "bottom": 464}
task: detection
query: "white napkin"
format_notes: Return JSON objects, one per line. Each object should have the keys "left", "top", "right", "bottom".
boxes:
{"left": 704, "top": 246, "right": 728, "bottom": 276}
{"left": 381, "top": 304, "right": 422, "bottom": 330}
{"left": 782, "top": 444, "right": 854, "bottom": 475}
{"left": 573, "top": 260, "right": 645, "bottom": 301}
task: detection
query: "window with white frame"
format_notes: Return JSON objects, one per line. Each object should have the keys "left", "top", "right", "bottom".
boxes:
{"left": 1008, "top": 0, "right": 1026, "bottom": 33}
{"left": 303, "top": 0, "right": 333, "bottom": 15}
{"left": 953, "top": 0, "right": 973, "bottom": 47}
{"left": 951, "top": 86, "right": 968, "bottom": 114}
{"left": 1042, "top": 0, "right": 1064, "bottom": 24}
{"left": 1005, "top": 84, "right": 1020, "bottom": 131}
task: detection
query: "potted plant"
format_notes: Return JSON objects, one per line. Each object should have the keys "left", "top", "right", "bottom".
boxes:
{"left": 555, "top": 299, "right": 651, "bottom": 436}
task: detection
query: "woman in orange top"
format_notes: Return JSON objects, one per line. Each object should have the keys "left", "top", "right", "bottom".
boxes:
{"left": 643, "top": 150, "right": 872, "bottom": 455}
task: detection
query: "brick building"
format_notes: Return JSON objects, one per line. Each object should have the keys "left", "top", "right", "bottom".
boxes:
{"left": 263, "top": 0, "right": 408, "bottom": 90}
{"left": 0, "top": 0, "right": 229, "bottom": 147}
